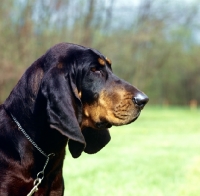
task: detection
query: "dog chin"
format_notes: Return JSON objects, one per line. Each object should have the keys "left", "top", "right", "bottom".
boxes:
{"left": 129, "top": 112, "right": 141, "bottom": 123}
{"left": 120, "top": 112, "right": 141, "bottom": 125}
{"left": 95, "top": 111, "right": 141, "bottom": 128}
{"left": 95, "top": 122, "right": 112, "bottom": 129}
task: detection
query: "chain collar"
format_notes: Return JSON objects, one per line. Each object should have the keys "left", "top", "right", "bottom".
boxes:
{"left": 10, "top": 114, "right": 55, "bottom": 196}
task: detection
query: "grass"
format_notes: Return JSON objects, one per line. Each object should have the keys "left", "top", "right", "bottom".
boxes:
{"left": 63, "top": 106, "right": 200, "bottom": 196}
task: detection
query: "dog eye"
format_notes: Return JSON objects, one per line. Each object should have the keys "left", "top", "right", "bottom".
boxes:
{"left": 90, "top": 67, "right": 97, "bottom": 72}
{"left": 90, "top": 67, "right": 103, "bottom": 76}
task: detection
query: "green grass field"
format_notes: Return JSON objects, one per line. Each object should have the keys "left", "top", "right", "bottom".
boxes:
{"left": 63, "top": 106, "right": 200, "bottom": 196}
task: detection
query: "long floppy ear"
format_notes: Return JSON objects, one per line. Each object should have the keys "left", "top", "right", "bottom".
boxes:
{"left": 83, "top": 128, "right": 111, "bottom": 154}
{"left": 68, "top": 128, "right": 111, "bottom": 156}
{"left": 41, "top": 67, "right": 86, "bottom": 158}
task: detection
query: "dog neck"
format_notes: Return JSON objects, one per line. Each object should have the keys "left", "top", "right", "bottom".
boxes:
{"left": 2, "top": 104, "right": 68, "bottom": 184}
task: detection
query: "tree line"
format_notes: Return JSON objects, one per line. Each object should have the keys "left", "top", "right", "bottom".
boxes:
{"left": 0, "top": 0, "right": 200, "bottom": 105}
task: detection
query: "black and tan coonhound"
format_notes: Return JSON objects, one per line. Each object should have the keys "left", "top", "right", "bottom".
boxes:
{"left": 0, "top": 43, "right": 148, "bottom": 195}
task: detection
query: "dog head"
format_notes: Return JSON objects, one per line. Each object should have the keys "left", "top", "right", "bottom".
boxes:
{"left": 5, "top": 43, "right": 148, "bottom": 158}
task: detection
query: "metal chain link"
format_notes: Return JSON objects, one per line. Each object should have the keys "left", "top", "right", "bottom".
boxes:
{"left": 11, "top": 114, "right": 48, "bottom": 158}
{"left": 10, "top": 114, "right": 55, "bottom": 196}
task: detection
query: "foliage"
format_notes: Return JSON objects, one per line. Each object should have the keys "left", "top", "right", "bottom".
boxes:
{"left": 0, "top": 0, "right": 200, "bottom": 105}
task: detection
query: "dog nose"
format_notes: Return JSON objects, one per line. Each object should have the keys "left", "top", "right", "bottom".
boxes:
{"left": 133, "top": 93, "right": 149, "bottom": 109}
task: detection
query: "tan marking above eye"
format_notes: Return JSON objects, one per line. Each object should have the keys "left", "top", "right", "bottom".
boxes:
{"left": 98, "top": 58, "right": 105, "bottom": 66}
{"left": 106, "top": 57, "right": 112, "bottom": 65}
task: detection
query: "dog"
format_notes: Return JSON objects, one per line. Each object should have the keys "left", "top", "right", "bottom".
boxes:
{"left": 0, "top": 43, "right": 148, "bottom": 195}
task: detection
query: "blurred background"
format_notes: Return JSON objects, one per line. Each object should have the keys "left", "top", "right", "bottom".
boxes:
{"left": 0, "top": 0, "right": 200, "bottom": 106}
{"left": 1, "top": 0, "right": 200, "bottom": 196}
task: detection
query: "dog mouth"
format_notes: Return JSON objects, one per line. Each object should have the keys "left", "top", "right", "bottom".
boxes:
{"left": 123, "top": 110, "right": 141, "bottom": 125}
{"left": 96, "top": 110, "right": 141, "bottom": 129}
{"left": 95, "top": 122, "right": 112, "bottom": 129}
{"left": 129, "top": 112, "right": 140, "bottom": 123}
{"left": 134, "top": 110, "right": 141, "bottom": 120}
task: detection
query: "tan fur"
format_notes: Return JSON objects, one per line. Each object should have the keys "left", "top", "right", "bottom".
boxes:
{"left": 98, "top": 58, "right": 105, "bottom": 66}
{"left": 81, "top": 87, "right": 139, "bottom": 129}
{"left": 106, "top": 57, "right": 112, "bottom": 65}
{"left": 78, "top": 91, "right": 82, "bottom": 99}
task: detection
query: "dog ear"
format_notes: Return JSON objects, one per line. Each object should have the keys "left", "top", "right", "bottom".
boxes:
{"left": 68, "top": 128, "right": 111, "bottom": 156}
{"left": 83, "top": 128, "right": 111, "bottom": 154}
{"left": 41, "top": 67, "right": 86, "bottom": 158}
